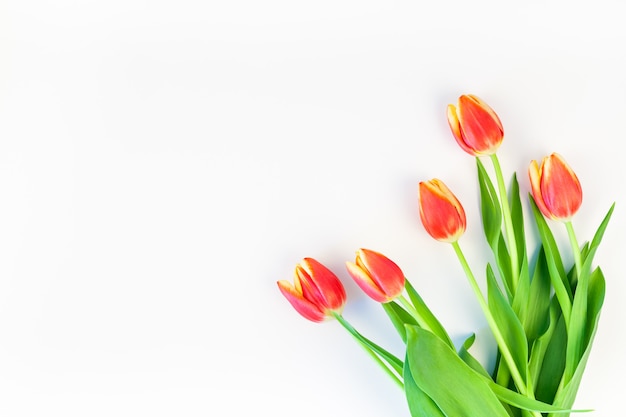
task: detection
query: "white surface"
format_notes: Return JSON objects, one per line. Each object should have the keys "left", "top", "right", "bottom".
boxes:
{"left": 1, "top": 1, "right": 625, "bottom": 416}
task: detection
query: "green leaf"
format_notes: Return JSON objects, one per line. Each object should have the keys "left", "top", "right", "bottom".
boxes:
{"left": 529, "top": 195, "right": 572, "bottom": 324}
{"left": 403, "top": 353, "right": 447, "bottom": 417}
{"left": 511, "top": 251, "right": 530, "bottom": 326}
{"left": 334, "top": 314, "right": 404, "bottom": 375}
{"left": 486, "top": 264, "right": 528, "bottom": 384}
{"left": 549, "top": 267, "right": 605, "bottom": 417}
{"left": 406, "top": 326, "right": 510, "bottom": 417}
{"left": 458, "top": 333, "right": 491, "bottom": 378}
{"left": 564, "top": 204, "right": 614, "bottom": 384}
{"left": 535, "top": 306, "right": 567, "bottom": 404}
{"left": 495, "top": 234, "right": 513, "bottom": 300}
{"left": 382, "top": 301, "right": 417, "bottom": 344}
{"left": 529, "top": 299, "right": 559, "bottom": 392}
{"left": 477, "top": 157, "right": 503, "bottom": 249}
{"left": 585, "top": 267, "right": 606, "bottom": 347}
{"left": 508, "top": 173, "right": 527, "bottom": 278}
{"left": 585, "top": 203, "right": 615, "bottom": 265}
{"left": 524, "top": 246, "right": 552, "bottom": 344}
{"left": 404, "top": 280, "right": 455, "bottom": 349}
{"left": 486, "top": 379, "right": 590, "bottom": 413}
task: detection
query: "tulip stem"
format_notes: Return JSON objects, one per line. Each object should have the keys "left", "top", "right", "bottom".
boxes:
{"left": 452, "top": 241, "right": 541, "bottom": 417}
{"left": 489, "top": 154, "right": 520, "bottom": 293}
{"left": 333, "top": 313, "right": 404, "bottom": 389}
{"left": 565, "top": 221, "right": 583, "bottom": 283}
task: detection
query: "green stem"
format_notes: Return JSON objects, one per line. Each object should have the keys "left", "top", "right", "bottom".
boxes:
{"left": 333, "top": 313, "right": 404, "bottom": 389}
{"left": 452, "top": 242, "right": 541, "bottom": 417}
{"left": 489, "top": 154, "right": 520, "bottom": 292}
{"left": 565, "top": 221, "right": 582, "bottom": 284}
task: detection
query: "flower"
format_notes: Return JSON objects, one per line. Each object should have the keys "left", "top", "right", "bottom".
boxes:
{"left": 529, "top": 152, "right": 583, "bottom": 221}
{"left": 345, "top": 248, "right": 405, "bottom": 303}
{"left": 447, "top": 94, "right": 504, "bottom": 156}
{"left": 418, "top": 179, "right": 466, "bottom": 242}
{"left": 277, "top": 258, "right": 347, "bottom": 322}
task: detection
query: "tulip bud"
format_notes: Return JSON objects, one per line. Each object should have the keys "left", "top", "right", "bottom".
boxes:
{"left": 447, "top": 94, "right": 504, "bottom": 156}
{"left": 345, "top": 248, "right": 405, "bottom": 303}
{"left": 418, "top": 179, "right": 467, "bottom": 243}
{"left": 529, "top": 153, "right": 582, "bottom": 221}
{"left": 277, "top": 258, "right": 347, "bottom": 322}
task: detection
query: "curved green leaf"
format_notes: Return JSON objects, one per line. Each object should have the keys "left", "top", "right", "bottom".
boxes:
{"left": 525, "top": 246, "right": 552, "bottom": 344}
{"left": 486, "top": 264, "right": 528, "bottom": 384}
{"left": 508, "top": 173, "right": 527, "bottom": 279}
{"left": 403, "top": 353, "right": 447, "bottom": 417}
{"left": 550, "top": 268, "right": 605, "bottom": 417}
{"left": 406, "top": 326, "right": 510, "bottom": 417}
{"left": 529, "top": 196, "right": 572, "bottom": 325}
{"left": 458, "top": 333, "right": 491, "bottom": 378}
{"left": 486, "top": 379, "right": 590, "bottom": 413}
{"left": 334, "top": 314, "right": 404, "bottom": 375}
{"left": 382, "top": 301, "right": 417, "bottom": 344}
{"left": 404, "top": 280, "right": 454, "bottom": 349}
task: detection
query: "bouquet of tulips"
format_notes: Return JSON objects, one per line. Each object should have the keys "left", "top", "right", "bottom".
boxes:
{"left": 277, "top": 94, "right": 614, "bottom": 416}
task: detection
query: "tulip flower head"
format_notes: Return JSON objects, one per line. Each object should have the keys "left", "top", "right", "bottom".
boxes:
{"left": 529, "top": 152, "right": 582, "bottom": 221}
{"left": 345, "top": 248, "right": 405, "bottom": 303}
{"left": 419, "top": 179, "right": 467, "bottom": 243}
{"left": 277, "top": 258, "right": 347, "bottom": 322}
{"left": 447, "top": 94, "right": 504, "bottom": 156}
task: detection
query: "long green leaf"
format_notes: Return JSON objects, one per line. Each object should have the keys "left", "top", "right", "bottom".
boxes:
{"left": 486, "top": 379, "right": 590, "bottom": 413}
{"left": 403, "top": 353, "right": 447, "bottom": 417}
{"left": 511, "top": 251, "right": 530, "bottom": 326}
{"left": 486, "top": 264, "right": 528, "bottom": 384}
{"left": 496, "top": 234, "right": 514, "bottom": 300}
{"left": 477, "top": 157, "right": 503, "bottom": 250}
{"left": 458, "top": 333, "right": 491, "bottom": 378}
{"left": 564, "top": 204, "right": 614, "bottom": 383}
{"left": 529, "top": 196, "right": 572, "bottom": 325}
{"left": 549, "top": 267, "right": 605, "bottom": 417}
{"left": 535, "top": 307, "right": 567, "bottom": 404}
{"left": 525, "top": 246, "right": 552, "bottom": 344}
{"left": 509, "top": 172, "right": 527, "bottom": 279}
{"left": 334, "top": 314, "right": 404, "bottom": 375}
{"left": 404, "top": 280, "right": 454, "bottom": 349}
{"left": 406, "top": 326, "right": 510, "bottom": 417}
{"left": 477, "top": 158, "right": 513, "bottom": 299}
{"left": 382, "top": 301, "right": 417, "bottom": 344}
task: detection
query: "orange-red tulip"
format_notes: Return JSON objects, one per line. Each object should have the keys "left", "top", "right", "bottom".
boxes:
{"left": 419, "top": 179, "right": 466, "bottom": 243}
{"left": 447, "top": 94, "right": 504, "bottom": 156}
{"left": 529, "top": 153, "right": 582, "bottom": 221}
{"left": 277, "top": 258, "right": 347, "bottom": 322}
{"left": 345, "top": 248, "right": 405, "bottom": 303}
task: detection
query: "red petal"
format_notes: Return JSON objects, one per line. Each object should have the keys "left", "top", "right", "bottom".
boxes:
{"left": 528, "top": 159, "right": 552, "bottom": 218}
{"left": 540, "top": 153, "right": 582, "bottom": 220}
{"left": 419, "top": 179, "right": 466, "bottom": 242}
{"left": 356, "top": 249, "right": 404, "bottom": 300}
{"left": 345, "top": 261, "right": 388, "bottom": 303}
{"left": 277, "top": 280, "right": 326, "bottom": 322}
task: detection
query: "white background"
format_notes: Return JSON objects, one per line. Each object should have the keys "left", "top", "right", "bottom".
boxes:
{"left": 1, "top": 1, "right": 625, "bottom": 416}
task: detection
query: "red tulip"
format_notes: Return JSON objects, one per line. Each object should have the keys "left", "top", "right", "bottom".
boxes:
{"left": 447, "top": 94, "right": 504, "bottom": 156}
{"left": 529, "top": 153, "right": 582, "bottom": 221}
{"left": 277, "top": 258, "right": 347, "bottom": 322}
{"left": 345, "top": 248, "right": 405, "bottom": 303}
{"left": 419, "top": 179, "right": 466, "bottom": 243}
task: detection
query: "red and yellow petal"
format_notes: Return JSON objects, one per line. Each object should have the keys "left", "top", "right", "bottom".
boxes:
{"left": 419, "top": 179, "right": 466, "bottom": 242}
{"left": 277, "top": 280, "right": 326, "bottom": 322}
{"left": 356, "top": 248, "right": 405, "bottom": 300}
{"left": 528, "top": 159, "right": 552, "bottom": 218}
{"left": 345, "top": 261, "right": 389, "bottom": 302}
{"left": 540, "top": 153, "right": 582, "bottom": 220}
